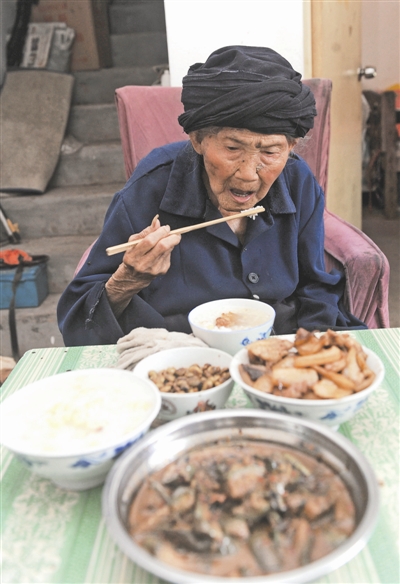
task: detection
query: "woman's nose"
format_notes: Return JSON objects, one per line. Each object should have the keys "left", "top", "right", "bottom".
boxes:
{"left": 235, "top": 157, "right": 262, "bottom": 181}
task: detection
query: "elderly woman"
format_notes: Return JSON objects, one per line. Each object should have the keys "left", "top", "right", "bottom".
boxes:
{"left": 57, "top": 46, "right": 366, "bottom": 346}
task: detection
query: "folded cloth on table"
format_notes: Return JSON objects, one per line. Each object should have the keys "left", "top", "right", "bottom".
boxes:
{"left": 115, "top": 327, "right": 208, "bottom": 370}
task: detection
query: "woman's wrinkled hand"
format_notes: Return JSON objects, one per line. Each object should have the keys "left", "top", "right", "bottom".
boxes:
{"left": 105, "top": 215, "right": 181, "bottom": 318}
{"left": 122, "top": 214, "right": 181, "bottom": 280}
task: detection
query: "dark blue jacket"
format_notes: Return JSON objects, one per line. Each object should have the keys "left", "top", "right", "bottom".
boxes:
{"left": 57, "top": 141, "right": 366, "bottom": 346}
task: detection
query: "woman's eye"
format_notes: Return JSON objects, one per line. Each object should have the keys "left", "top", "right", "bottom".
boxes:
{"left": 227, "top": 146, "right": 239, "bottom": 151}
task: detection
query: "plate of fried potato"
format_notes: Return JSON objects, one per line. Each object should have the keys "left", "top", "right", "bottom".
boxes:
{"left": 229, "top": 329, "right": 385, "bottom": 429}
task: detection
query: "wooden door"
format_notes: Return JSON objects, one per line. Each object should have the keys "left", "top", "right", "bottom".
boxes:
{"left": 311, "top": 0, "right": 362, "bottom": 228}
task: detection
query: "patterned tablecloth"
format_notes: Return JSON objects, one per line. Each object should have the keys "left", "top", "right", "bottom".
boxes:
{"left": 1, "top": 328, "right": 399, "bottom": 584}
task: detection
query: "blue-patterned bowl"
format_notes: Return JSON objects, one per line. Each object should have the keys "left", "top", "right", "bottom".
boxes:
{"left": 0, "top": 369, "right": 161, "bottom": 490}
{"left": 189, "top": 298, "right": 275, "bottom": 355}
{"left": 133, "top": 347, "right": 234, "bottom": 422}
{"left": 230, "top": 345, "right": 385, "bottom": 429}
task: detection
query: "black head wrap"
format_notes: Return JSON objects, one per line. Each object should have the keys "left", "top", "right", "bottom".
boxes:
{"left": 178, "top": 46, "right": 316, "bottom": 138}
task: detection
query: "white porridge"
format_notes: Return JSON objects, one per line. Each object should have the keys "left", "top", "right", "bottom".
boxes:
{"left": 198, "top": 308, "right": 270, "bottom": 330}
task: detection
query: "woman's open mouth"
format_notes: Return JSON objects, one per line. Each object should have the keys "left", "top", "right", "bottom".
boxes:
{"left": 230, "top": 188, "right": 256, "bottom": 201}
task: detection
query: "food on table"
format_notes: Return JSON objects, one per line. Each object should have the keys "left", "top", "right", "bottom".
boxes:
{"left": 3, "top": 375, "right": 155, "bottom": 453}
{"left": 240, "top": 328, "right": 375, "bottom": 399}
{"left": 247, "top": 337, "right": 293, "bottom": 363}
{"left": 199, "top": 308, "right": 269, "bottom": 330}
{"left": 128, "top": 439, "right": 356, "bottom": 577}
{"left": 148, "top": 364, "right": 230, "bottom": 393}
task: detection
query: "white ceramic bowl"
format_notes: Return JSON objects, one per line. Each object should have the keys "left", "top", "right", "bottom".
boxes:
{"left": 230, "top": 345, "right": 385, "bottom": 429}
{"left": 0, "top": 369, "right": 161, "bottom": 491}
{"left": 188, "top": 298, "right": 275, "bottom": 355}
{"left": 133, "top": 347, "right": 234, "bottom": 422}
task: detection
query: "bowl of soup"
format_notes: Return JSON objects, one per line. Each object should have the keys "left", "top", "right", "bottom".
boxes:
{"left": 188, "top": 298, "right": 275, "bottom": 355}
{"left": 0, "top": 369, "right": 161, "bottom": 490}
{"left": 102, "top": 409, "right": 379, "bottom": 583}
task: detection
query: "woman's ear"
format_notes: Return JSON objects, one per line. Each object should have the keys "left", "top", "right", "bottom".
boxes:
{"left": 189, "top": 132, "right": 203, "bottom": 155}
{"left": 289, "top": 138, "right": 299, "bottom": 152}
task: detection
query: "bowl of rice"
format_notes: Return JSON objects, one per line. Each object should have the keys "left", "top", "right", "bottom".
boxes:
{"left": 0, "top": 368, "right": 161, "bottom": 490}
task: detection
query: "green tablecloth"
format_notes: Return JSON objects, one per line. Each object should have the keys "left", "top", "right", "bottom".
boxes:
{"left": 1, "top": 329, "right": 399, "bottom": 583}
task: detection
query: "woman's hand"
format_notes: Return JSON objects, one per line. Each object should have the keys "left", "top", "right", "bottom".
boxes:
{"left": 105, "top": 215, "right": 181, "bottom": 317}
{"left": 123, "top": 215, "right": 181, "bottom": 280}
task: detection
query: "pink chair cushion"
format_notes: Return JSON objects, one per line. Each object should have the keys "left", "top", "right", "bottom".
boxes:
{"left": 115, "top": 86, "right": 186, "bottom": 179}
{"left": 294, "top": 79, "right": 332, "bottom": 196}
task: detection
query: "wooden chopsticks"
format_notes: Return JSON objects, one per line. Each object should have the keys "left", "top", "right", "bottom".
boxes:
{"left": 106, "top": 206, "right": 265, "bottom": 256}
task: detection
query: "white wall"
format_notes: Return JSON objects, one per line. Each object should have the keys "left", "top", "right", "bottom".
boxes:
{"left": 164, "top": 0, "right": 310, "bottom": 87}
{"left": 362, "top": 0, "right": 399, "bottom": 91}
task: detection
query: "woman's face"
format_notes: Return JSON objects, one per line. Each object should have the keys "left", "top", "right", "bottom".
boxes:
{"left": 190, "top": 128, "right": 295, "bottom": 214}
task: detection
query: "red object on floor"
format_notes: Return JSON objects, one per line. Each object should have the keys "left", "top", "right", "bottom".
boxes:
{"left": 0, "top": 249, "right": 32, "bottom": 266}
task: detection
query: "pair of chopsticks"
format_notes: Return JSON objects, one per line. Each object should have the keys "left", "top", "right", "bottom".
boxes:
{"left": 106, "top": 206, "right": 265, "bottom": 256}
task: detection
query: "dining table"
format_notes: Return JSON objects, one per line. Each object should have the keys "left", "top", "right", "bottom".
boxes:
{"left": 1, "top": 327, "right": 399, "bottom": 584}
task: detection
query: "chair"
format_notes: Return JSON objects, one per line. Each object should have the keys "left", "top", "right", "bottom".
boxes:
{"left": 115, "top": 86, "right": 186, "bottom": 180}
{"left": 76, "top": 82, "right": 390, "bottom": 328}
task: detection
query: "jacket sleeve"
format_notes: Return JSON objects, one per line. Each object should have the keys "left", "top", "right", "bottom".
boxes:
{"left": 57, "top": 188, "right": 180, "bottom": 347}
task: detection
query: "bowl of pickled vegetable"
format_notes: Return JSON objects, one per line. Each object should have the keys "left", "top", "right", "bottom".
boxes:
{"left": 133, "top": 347, "right": 234, "bottom": 422}
{"left": 230, "top": 329, "right": 385, "bottom": 429}
{"left": 102, "top": 409, "right": 379, "bottom": 583}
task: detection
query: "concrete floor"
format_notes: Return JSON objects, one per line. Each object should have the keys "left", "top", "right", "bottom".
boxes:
{"left": 362, "top": 206, "right": 400, "bottom": 328}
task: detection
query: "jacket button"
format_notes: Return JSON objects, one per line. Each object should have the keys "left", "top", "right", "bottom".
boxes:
{"left": 248, "top": 272, "right": 259, "bottom": 283}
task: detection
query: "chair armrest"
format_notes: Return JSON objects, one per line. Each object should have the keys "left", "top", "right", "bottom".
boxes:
{"left": 323, "top": 209, "right": 390, "bottom": 328}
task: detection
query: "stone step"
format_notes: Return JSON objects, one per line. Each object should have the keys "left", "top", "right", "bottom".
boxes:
{"left": 0, "top": 292, "right": 64, "bottom": 358}
{"left": 0, "top": 1, "right": 172, "bottom": 359}
{"left": 109, "top": 0, "right": 166, "bottom": 34}
{"left": 0, "top": 234, "right": 99, "bottom": 294}
{"left": 67, "top": 103, "right": 121, "bottom": 143}
{"left": 72, "top": 66, "right": 160, "bottom": 105}
{"left": 49, "top": 141, "right": 126, "bottom": 188}
{"left": 1, "top": 183, "right": 122, "bottom": 239}
{"left": 111, "top": 32, "right": 168, "bottom": 68}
